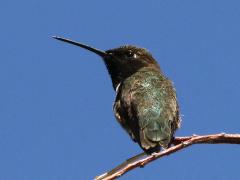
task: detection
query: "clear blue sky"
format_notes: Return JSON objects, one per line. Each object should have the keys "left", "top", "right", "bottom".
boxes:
{"left": 1, "top": 0, "right": 240, "bottom": 179}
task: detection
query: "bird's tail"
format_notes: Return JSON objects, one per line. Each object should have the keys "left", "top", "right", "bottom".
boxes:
{"left": 140, "top": 120, "right": 172, "bottom": 153}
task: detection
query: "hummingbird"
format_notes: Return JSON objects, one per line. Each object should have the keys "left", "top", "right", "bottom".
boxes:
{"left": 53, "top": 36, "right": 181, "bottom": 154}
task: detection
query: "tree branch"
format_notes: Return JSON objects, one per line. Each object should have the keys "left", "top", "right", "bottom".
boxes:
{"left": 95, "top": 133, "right": 240, "bottom": 180}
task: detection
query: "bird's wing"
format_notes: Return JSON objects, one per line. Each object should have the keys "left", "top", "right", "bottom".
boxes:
{"left": 113, "top": 82, "right": 141, "bottom": 142}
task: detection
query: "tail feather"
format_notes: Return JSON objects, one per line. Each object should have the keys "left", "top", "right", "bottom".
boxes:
{"left": 140, "top": 120, "right": 172, "bottom": 151}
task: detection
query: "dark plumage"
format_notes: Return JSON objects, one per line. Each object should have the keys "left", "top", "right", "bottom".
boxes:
{"left": 53, "top": 37, "right": 181, "bottom": 154}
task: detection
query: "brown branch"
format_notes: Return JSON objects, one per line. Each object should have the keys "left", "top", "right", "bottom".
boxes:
{"left": 95, "top": 133, "right": 240, "bottom": 180}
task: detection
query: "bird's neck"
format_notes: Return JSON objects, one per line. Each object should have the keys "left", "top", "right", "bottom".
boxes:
{"left": 109, "top": 66, "right": 161, "bottom": 91}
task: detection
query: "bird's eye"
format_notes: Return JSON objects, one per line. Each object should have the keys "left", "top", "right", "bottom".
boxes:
{"left": 126, "top": 51, "right": 137, "bottom": 59}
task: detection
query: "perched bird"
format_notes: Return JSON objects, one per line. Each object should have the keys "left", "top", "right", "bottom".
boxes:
{"left": 53, "top": 36, "right": 181, "bottom": 154}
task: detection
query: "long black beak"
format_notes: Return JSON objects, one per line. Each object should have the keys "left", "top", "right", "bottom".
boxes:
{"left": 52, "top": 36, "right": 108, "bottom": 58}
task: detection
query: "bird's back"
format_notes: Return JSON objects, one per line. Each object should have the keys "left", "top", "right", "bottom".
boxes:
{"left": 114, "top": 67, "right": 180, "bottom": 153}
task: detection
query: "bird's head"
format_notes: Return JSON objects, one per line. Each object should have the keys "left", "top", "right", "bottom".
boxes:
{"left": 53, "top": 36, "right": 160, "bottom": 90}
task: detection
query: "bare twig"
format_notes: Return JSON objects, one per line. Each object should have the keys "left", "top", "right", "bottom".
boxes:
{"left": 95, "top": 133, "right": 240, "bottom": 180}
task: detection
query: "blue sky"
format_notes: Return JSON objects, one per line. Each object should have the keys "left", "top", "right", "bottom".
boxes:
{"left": 1, "top": 0, "right": 240, "bottom": 179}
